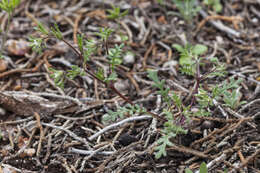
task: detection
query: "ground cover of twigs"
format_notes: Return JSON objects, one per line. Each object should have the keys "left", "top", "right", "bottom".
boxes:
{"left": 0, "top": 0, "right": 260, "bottom": 172}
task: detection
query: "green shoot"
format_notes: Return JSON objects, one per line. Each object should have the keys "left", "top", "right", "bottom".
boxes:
{"left": 67, "top": 65, "right": 86, "bottom": 80}
{"left": 0, "top": 0, "right": 21, "bottom": 52}
{"left": 172, "top": 0, "right": 201, "bottom": 23}
{"left": 49, "top": 68, "right": 65, "bottom": 89}
{"left": 50, "top": 23, "right": 63, "bottom": 40}
{"left": 34, "top": 22, "right": 49, "bottom": 35}
{"left": 223, "top": 89, "right": 246, "bottom": 109}
{"left": 107, "top": 5, "right": 128, "bottom": 20}
{"left": 95, "top": 27, "right": 113, "bottom": 42}
{"left": 0, "top": 0, "right": 20, "bottom": 14}
{"left": 172, "top": 43, "right": 207, "bottom": 76}
{"left": 28, "top": 36, "right": 46, "bottom": 54}
{"left": 77, "top": 34, "right": 96, "bottom": 62}
{"left": 154, "top": 132, "right": 174, "bottom": 159}
{"left": 147, "top": 70, "right": 170, "bottom": 103}
{"left": 108, "top": 43, "right": 124, "bottom": 72}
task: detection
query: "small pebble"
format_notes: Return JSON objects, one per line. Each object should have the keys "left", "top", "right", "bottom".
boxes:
{"left": 114, "top": 80, "right": 129, "bottom": 92}
{"left": 0, "top": 59, "right": 8, "bottom": 72}
{"left": 123, "top": 51, "right": 135, "bottom": 65}
{"left": 0, "top": 107, "right": 6, "bottom": 116}
{"left": 201, "top": 120, "right": 214, "bottom": 131}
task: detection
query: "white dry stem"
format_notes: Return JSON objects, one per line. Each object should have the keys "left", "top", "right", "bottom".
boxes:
{"left": 88, "top": 115, "right": 152, "bottom": 141}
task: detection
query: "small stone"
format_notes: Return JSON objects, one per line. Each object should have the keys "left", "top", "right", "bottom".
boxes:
{"left": 0, "top": 59, "right": 7, "bottom": 72}
{"left": 114, "top": 80, "right": 129, "bottom": 92}
{"left": 6, "top": 39, "right": 30, "bottom": 56}
{"left": 0, "top": 107, "right": 6, "bottom": 116}
{"left": 201, "top": 120, "right": 214, "bottom": 131}
{"left": 216, "top": 36, "right": 224, "bottom": 45}
{"left": 123, "top": 51, "right": 135, "bottom": 65}
{"left": 252, "top": 18, "right": 258, "bottom": 24}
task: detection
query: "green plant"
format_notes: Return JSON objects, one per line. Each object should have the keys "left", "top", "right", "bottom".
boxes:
{"left": 0, "top": 0, "right": 21, "bottom": 52}
{"left": 30, "top": 21, "right": 167, "bottom": 124}
{"left": 172, "top": 0, "right": 201, "bottom": 23}
{"left": 149, "top": 43, "right": 246, "bottom": 159}
{"left": 172, "top": 43, "right": 208, "bottom": 76}
{"left": 77, "top": 34, "right": 97, "bottom": 62}
{"left": 107, "top": 5, "right": 128, "bottom": 20}
{"left": 30, "top": 21, "right": 246, "bottom": 162}
{"left": 185, "top": 162, "right": 208, "bottom": 173}
{"left": 30, "top": 23, "right": 126, "bottom": 87}
{"left": 49, "top": 68, "right": 65, "bottom": 89}
{"left": 203, "top": 0, "right": 222, "bottom": 13}
{"left": 214, "top": 77, "right": 246, "bottom": 109}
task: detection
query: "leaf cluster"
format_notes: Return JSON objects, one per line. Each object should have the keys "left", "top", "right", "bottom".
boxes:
{"left": 147, "top": 71, "right": 189, "bottom": 158}
{"left": 30, "top": 23, "right": 126, "bottom": 87}
{"left": 95, "top": 27, "right": 113, "bottom": 42}
{"left": 77, "top": 34, "right": 96, "bottom": 62}
{"left": 172, "top": 43, "right": 207, "bottom": 76}
{"left": 103, "top": 104, "right": 147, "bottom": 122}
{"left": 149, "top": 42, "right": 246, "bottom": 159}
{"left": 147, "top": 70, "right": 170, "bottom": 103}
{"left": 172, "top": 0, "right": 201, "bottom": 23}
{"left": 0, "top": 0, "right": 20, "bottom": 14}
{"left": 107, "top": 5, "right": 128, "bottom": 20}
{"left": 49, "top": 68, "right": 65, "bottom": 89}
{"left": 212, "top": 77, "right": 246, "bottom": 109}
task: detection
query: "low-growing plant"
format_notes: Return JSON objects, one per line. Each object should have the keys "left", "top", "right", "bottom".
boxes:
{"left": 30, "top": 22, "right": 246, "bottom": 161}
{"left": 30, "top": 21, "right": 167, "bottom": 125}
{"left": 172, "top": 43, "right": 208, "bottom": 75}
{"left": 148, "top": 43, "right": 246, "bottom": 159}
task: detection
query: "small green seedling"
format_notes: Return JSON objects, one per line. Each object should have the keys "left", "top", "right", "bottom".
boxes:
{"left": 172, "top": 43, "right": 207, "bottom": 76}
{"left": 0, "top": 0, "right": 20, "bottom": 13}
{"left": 172, "top": 0, "right": 201, "bottom": 23}
{"left": 49, "top": 68, "right": 65, "bottom": 89}
{"left": 77, "top": 34, "right": 96, "bottom": 62}
{"left": 0, "top": 0, "right": 21, "bottom": 52}
{"left": 107, "top": 5, "right": 128, "bottom": 20}
{"left": 31, "top": 22, "right": 126, "bottom": 90}
{"left": 95, "top": 27, "right": 113, "bottom": 42}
